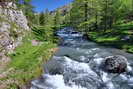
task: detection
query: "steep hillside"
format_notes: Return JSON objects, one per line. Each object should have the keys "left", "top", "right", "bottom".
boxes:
{"left": 0, "top": 2, "right": 58, "bottom": 89}
{"left": 0, "top": 2, "right": 30, "bottom": 88}
{"left": 0, "top": 2, "right": 29, "bottom": 57}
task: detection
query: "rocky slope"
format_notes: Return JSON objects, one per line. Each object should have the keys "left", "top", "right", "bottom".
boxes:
{"left": 50, "top": 4, "right": 72, "bottom": 16}
{"left": 0, "top": 2, "right": 29, "bottom": 59}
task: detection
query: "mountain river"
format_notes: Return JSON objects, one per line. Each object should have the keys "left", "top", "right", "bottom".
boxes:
{"left": 31, "top": 28, "right": 133, "bottom": 89}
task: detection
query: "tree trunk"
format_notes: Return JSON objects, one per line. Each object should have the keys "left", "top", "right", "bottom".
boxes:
{"left": 84, "top": 1, "right": 88, "bottom": 34}
{"left": 95, "top": 11, "right": 98, "bottom": 30}
{"left": 104, "top": 0, "right": 108, "bottom": 32}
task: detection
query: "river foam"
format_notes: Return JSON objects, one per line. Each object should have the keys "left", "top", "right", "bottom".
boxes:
{"left": 31, "top": 74, "right": 87, "bottom": 89}
{"left": 31, "top": 28, "right": 133, "bottom": 89}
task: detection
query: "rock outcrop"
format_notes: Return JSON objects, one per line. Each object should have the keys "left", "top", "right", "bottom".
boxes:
{"left": 0, "top": 2, "right": 29, "bottom": 59}
{"left": 104, "top": 55, "right": 127, "bottom": 73}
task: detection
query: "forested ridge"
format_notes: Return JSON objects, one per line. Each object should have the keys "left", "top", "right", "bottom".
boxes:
{"left": 64, "top": 0, "right": 133, "bottom": 53}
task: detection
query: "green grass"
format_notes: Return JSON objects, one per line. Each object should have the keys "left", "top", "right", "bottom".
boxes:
{"left": 9, "top": 42, "right": 55, "bottom": 70}
{"left": 2, "top": 33, "right": 57, "bottom": 89}
{"left": 88, "top": 22, "right": 133, "bottom": 53}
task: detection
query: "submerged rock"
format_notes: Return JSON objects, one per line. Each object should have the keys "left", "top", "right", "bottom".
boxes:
{"left": 104, "top": 55, "right": 127, "bottom": 73}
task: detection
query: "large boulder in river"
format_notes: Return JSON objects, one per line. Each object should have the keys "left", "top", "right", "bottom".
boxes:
{"left": 104, "top": 55, "right": 127, "bottom": 73}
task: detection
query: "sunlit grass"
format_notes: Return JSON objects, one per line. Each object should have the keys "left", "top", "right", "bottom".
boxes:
{"left": 88, "top": 22, "right": 133, "bottom": 53}
{"left": 3, "top": 33, "right": 57, "bottom": 89}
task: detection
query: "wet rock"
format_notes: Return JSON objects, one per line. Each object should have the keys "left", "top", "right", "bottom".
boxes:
{"left": 64, "top": 73, "right": 102, "bottom": 89}
{"left": 104, "top": 55, "right": 127, "bottom": 73}
{"left": 44, "top": 56, "right": 65, "bottom": 75}
{"left": 121, "top": 36, "right": 130, "bottom": 41}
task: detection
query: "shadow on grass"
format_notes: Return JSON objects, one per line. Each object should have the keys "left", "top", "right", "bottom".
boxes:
{"left": 88, "top": 30, "right": 133, "bottom": 53}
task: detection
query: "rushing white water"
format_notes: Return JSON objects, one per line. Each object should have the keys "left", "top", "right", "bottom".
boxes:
{"left": 31, "top": 74, "right": 87, "bottom": 89}
{"left": 31, "top": 28, "right": 133, "bottom": 89}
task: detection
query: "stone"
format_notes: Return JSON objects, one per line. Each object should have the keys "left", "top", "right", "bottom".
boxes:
{"left": 121, "top": 36, "right": 130, "bottom": 41}
{"left": 0, "top": 2, "right": 29, "bottom": 61}
{"left": 32, "top": 40, "right": 40, "bottom": 46}
{"left": 104, "top": 55, "right": 127, "bottom": 73}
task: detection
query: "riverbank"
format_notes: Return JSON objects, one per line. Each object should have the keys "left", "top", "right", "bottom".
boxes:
{"left": 0, "top": 33, "right": 58, "bottom": 89}
{"left": 87, "top": 22, "right": 133, "bottom": 53}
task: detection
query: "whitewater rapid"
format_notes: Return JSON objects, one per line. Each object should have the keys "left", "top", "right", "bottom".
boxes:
{"left": 31, "top": 28, "right": 133, "bottom": 89}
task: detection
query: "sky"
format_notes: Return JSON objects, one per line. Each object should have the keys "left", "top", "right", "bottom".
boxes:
{"left": 31, "top": 0, "right": 73, "bottom": 13}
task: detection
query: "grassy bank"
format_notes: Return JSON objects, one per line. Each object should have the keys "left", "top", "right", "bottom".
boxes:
{"left": 88, "top": 21, "right": 133, "bottom": 53}
{"left": 0, "top": 29, "right": 58, "bottom": 89}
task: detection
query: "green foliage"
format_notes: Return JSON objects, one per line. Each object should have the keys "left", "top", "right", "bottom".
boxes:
{"left": 88, "top": 26, "right": 133, "bottom": 53}
{"left": 7, "top": 34, "right": 56, "bottom": 88}
{"left": 54, "top": 9, "right": 62, "bottom": 29}
{"left": 32, "top": 26, "right": 55, "bottom": 42}
{"left": 33, "top": 14, "right": 40, "bottom": 26}
{"left": 39, "top": 12, "right": 45, "bottom": 25}
{"left": 67, "top": 0, "right": 133, "bottom": 32}
{"left": 39, "top": 9, "right": 51, "bottom": 26}
{"left": 9, "top": 40, "right": 55, "bottom": 71}
{"left": 69, "top": 0, "right": 85, "bottom": 29}
{"left": 78, "top": 18, "right": 96, "bottom": 32}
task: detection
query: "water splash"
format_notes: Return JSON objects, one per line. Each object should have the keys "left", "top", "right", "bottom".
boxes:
{"left": 31, "top": 28, "right": 133, "bottom": 89}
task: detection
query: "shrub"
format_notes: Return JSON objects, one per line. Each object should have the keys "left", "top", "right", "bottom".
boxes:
{"left": 32, "top": 26, "right": 54, "bottom": 41}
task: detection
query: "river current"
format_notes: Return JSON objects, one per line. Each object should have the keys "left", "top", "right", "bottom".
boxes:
{"left": 31, "top": 28, "right": 133, "bottom": 89}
